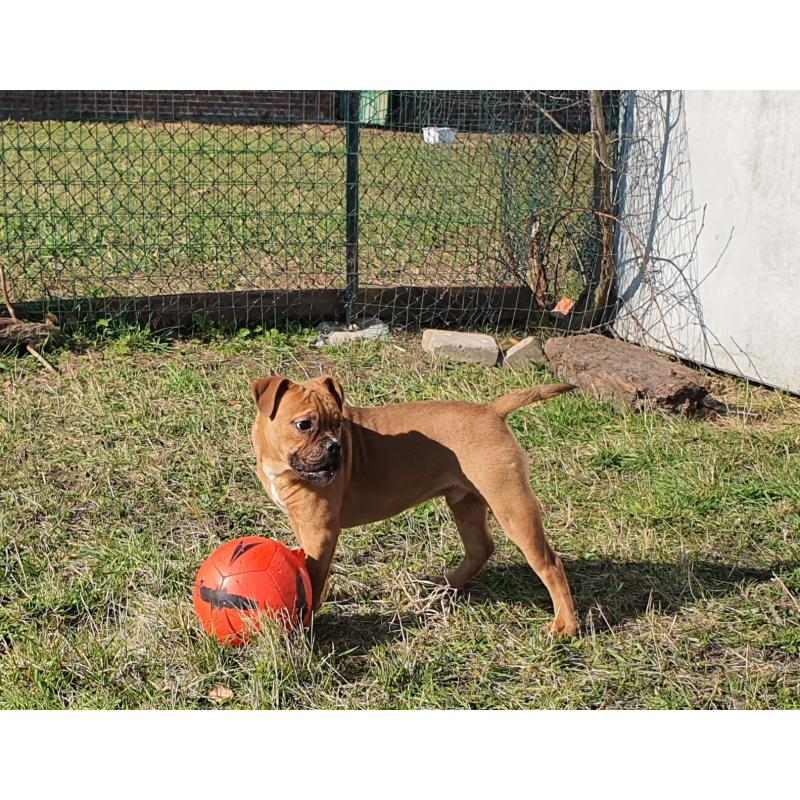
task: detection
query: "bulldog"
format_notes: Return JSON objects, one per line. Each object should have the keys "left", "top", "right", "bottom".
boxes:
{"left": 251, "top": 374, "right": 578, "bottom": 636}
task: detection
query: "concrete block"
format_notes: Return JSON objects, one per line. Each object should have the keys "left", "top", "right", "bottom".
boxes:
{"left": 503, "top": 336, "right": 546, "bottom": 369}
{"left": 421, "top": 329, "right": 500, "bottom": 366}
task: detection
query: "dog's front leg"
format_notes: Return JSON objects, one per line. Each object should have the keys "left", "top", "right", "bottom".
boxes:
{"left": 288, "top": 509, "right": 341, "bottom": 613}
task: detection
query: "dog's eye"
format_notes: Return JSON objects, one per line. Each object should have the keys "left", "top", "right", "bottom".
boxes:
{"left": 295, "top": 419, "right": 313, "bottom": 432}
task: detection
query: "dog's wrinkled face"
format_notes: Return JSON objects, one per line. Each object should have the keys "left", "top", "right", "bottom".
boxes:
{"left": 252, "top": 374, "right": 344, "bottom": 487}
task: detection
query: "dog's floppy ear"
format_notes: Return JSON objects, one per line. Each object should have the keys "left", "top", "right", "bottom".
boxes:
{"left": 316, "top": 374, "right": 344, "bottom": 411}
{"left": 251, "top": 375, "right": 292, "bottom": 420}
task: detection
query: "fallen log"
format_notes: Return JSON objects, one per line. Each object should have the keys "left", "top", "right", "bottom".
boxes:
{"left": 0, "top": 318, "right": 64, "bottom": 352}
{"left": 544, "top": 333, "right": 710, "bottom": 415}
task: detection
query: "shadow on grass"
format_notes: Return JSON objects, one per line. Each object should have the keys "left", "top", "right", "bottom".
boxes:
{"left": 308, "top": 610, "right": 404, "bottom": 684}
{"left": 469, "top": 558, "right": 795, "bottom": 631}
{"left": 303, "top": 559, "right": 794, "bottom": 667}
{"left": 311, "top": 611, "right": 394, "bottom": 654}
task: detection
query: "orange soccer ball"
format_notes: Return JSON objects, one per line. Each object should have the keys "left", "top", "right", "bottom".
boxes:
{"left": 193, "top": 536, "right": 312, "bottom": 645}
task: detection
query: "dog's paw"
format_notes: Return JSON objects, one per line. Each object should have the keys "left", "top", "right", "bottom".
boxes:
{"left": 547, "top": 616, "right": 578, "bottom": 638}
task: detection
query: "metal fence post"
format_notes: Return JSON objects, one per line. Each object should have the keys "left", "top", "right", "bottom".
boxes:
{"left": 344, "top": 90, "right": 360, "bottom": 323}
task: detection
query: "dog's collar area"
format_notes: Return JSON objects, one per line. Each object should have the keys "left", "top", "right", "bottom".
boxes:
{"left": 260, "top": 460, "right": 289, "bottom": 512}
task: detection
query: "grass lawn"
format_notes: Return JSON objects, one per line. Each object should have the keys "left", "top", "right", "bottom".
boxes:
{"left": 0, "top": 120, "right": 593, "bottom": 300}
{"left": 1, "top": 328, "right": 798, "bottom": 709}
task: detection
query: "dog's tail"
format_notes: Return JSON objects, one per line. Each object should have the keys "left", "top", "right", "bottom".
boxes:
{"left": 490, "top": 383, "right": 576, "bottom": 419}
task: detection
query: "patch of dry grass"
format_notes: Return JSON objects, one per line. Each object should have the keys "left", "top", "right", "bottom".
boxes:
{"left": 1, "top": 329, "right": 799, "bottom": 708}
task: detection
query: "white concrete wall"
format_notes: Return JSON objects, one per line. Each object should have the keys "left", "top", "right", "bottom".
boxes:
{"left": 614, "top": 91, "right": 800, "bottom": 394}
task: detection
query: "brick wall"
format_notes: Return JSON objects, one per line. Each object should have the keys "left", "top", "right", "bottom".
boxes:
{"left": 0, "top": 90, "right": 613, "bottom": 133}
{"left": 0, "top": 90, "right": 340, "bottom": 125}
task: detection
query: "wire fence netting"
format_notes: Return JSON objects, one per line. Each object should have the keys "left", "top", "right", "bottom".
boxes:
{"left": 0, "top": 90, "right": 621, "bottom": 331}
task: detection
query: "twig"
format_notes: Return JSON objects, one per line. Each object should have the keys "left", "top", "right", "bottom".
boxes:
{"left": 1, "top": 261, "right": 59, "bottom": 374}
{"left": 526, "top": 92, "right": 614, "bottom": 171}
{"left": 527, "top": 218, "right": 548, "bottom": 305}
{"left": 772, "top": 573, "right": 800, "bottom": 616}
{"left": 0, "top": 262, "right": 18, "bottom": 321}
{"left": 26, "top": 343, "right": 59, "bottom": 375}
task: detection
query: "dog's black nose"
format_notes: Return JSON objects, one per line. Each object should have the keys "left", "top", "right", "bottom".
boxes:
{"left": 325, "top": 440, "right": 341, "bottom": 457}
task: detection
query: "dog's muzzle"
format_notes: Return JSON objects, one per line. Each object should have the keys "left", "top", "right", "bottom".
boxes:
{"left": 289, "top": 443, "right": 341, "bottom": 487}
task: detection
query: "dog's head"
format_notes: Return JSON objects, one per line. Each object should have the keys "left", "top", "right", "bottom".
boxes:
{"left": 251, "top": 374, "right": 344, "bottom": 487}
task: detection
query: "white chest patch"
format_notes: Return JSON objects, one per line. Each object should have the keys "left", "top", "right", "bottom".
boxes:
{"left": 261, "top": 461, "right": 288, "bottom": 514}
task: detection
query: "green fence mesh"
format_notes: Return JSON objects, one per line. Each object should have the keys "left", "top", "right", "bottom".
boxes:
{"left": 0, "top": 90, "right": 619, "bottom": 331}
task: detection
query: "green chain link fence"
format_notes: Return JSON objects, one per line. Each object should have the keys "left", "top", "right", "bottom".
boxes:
{"left": 0, "top": 90, "right": 620, "bottom": 331}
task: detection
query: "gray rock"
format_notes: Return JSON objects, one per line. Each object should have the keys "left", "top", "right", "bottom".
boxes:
{"left": 421, "top": 329, "right": 500, "bottom": 366}
{"left": 503, "top": 336, "right": 546, "bottom": 369}
{"left": 316, "top": 320, "right": 340, "bottom": 335}
{"left": 325, "top": 318, "right": 391, "bottom": 345}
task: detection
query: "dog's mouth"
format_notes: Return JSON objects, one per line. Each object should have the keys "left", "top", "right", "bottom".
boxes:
{"left": 288, "top": 452, "right": 340, "bottom": 487}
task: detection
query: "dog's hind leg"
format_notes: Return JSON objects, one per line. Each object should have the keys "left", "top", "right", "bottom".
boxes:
{"left": 468, "top": 460, "right": 577, "bottom": 636}
{"left": 443, "top": 491, "right": 495, "bottom": 589}
{"left": 493, "top": 488, "right": 576, "bottom": 636}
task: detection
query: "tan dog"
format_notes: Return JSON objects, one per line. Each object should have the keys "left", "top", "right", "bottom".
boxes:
{"left": 251, "top": 374, "right": 578, "bottom": 636}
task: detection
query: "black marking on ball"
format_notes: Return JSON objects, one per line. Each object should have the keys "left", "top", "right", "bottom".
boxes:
{"left": 199, "top": 584, "right": 259, "bottom": 610}
{"left": 294, "top": 571, "right": 308, "bottom": 619}
{"left": 229, "top": 540, "right": 261, "bottom": 565}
